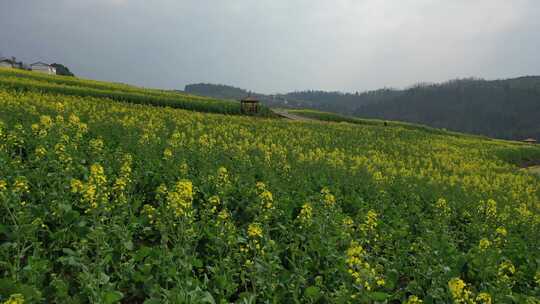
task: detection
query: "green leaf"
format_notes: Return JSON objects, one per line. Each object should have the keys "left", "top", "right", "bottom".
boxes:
{"left": 192, "top": 258, "right": 203, "bottom": 268}
{"left": 368, "top": 291, "right": 389, "bottom": 301}
{"left": 386, "top": 269, "right": 399, "bottom": 290}
{"left": 305, "top": 286, "right": 320, "bottom": 299}
{"left": 103, "top": 290, "right": 124, "bottom": 304}
{"left": 124, "top": 240, "right": 134, "bottom": 251}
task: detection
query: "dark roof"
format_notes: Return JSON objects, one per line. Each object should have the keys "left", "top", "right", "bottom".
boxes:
{"left": 241, "top": 96, "right": 259, "bottom": 103}
{"left": 0, "top": 58, "right": 15, "bottom": 63}
{"left": 30, "top": 62, "right": 51, "bottom": 66}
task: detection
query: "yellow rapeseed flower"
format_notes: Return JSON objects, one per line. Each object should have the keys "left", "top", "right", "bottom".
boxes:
{"left": 70, "top": 179, "right": 84, "bottom": 193}
{"left": 34, "top": 146, "right": 47, "bottom": 158}
{"left": 448, "top": 278, "right": 473, "bottom": 303}
{"left": 476, "top": 292, "right": 492, "bottom": 304}
{"left": 247, "top": 223, "right": 263, "bottom": 238}
{"left": 142, "top": 204, "right": 157, "bottom": 224}
{"left": 163, "top": 148, "right": 173, "bottom": 159}
{"left": 89, "top": 138, "right": 104, "bottom": 153}
{"left": 166, "top": 180, "right": 193, "bottom": 218}
{"left": 321, "top": 187, "right": 336, "bottom": 206}
{"left": 478, "top": 238, "right": 491, "bottom": 251}
{"left": 498, "top": 260, "right": 516, "bottom": 279}
{"left": 297, "top": 203, "right": 313, "bottom": 222}
{"left": 0, "top": 179, "right": 7, "bottom": 192}
{"left": 405, "top": 295, "right": 423, "bottom": 304}
{"left": 2, "top": 293, "right": 24, "bottom": 304}
{"left": 255, "top": 181, "right": 266, "bottom": 192}
{"left": 13, "top": 177, "right": 29, "bottom": 194}
{"left": 40, "top": 115, "right": 53, "bottom": 128}
{"left": 90, "top": 164, "right": 107, "bottom": 185}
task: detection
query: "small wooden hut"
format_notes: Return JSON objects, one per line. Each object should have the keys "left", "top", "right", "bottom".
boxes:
{"left": 240, "top": 96, "right": 260, "bottom": 114}
{"left": 522, "top": 138, "right": 537, "bottom": 144}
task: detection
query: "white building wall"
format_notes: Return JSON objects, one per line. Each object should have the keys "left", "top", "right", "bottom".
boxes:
{"left": 31, "top": 65, "right": 56, "bottom": 75}
{"left": 0, "top": 62, "right": 13, "bottom": 68}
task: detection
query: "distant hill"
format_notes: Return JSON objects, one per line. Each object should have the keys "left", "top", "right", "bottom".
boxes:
{"left": 354, "top": 77, "right": 540, "bottom": 141}
{"left": 185, "top": 76, "right": 540, "bottom": 141}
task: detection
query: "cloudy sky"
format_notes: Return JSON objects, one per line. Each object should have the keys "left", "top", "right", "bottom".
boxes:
{"left": 1, "top": 0, "right": 539, "bottom": 93}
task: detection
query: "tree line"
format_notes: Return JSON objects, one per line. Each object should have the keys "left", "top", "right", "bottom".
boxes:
{"left": 184, "top": 76, "right": 540, "bottom": 141}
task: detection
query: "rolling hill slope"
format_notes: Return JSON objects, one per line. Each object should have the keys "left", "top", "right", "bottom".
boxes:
{"left": 0, "top": 68, "right": 271, "bottom": 116}
{"left": 0, "top": 72, "right": 539, "bottom": 303}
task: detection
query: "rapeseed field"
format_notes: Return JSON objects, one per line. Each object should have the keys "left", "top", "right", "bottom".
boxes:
{"left": 0, "top": 72, "right": 539, "bottom": 303}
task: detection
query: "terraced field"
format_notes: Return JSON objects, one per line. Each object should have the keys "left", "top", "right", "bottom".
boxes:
{"left": 0, "top": 68, "right": 273, "bottom": 116}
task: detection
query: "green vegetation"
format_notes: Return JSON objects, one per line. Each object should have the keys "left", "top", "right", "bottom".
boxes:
{"left": 287, "top": 109, "right": 475, "bottom": 137}
{"left": 186, "top": 77, "right": 540, "bottom": 141}
{"left": 50, "top": 63, "right": 75, "bottom": 77}
{"left": 0, "top": 68, "right": 270, "bottom": 116}
{"left": 1, "top": 75, "right": 540, "bottom": 303}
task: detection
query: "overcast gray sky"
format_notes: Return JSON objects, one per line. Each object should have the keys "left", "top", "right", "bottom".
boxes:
{"left": 1, "top": 0, "right": 539, "bottom": 93}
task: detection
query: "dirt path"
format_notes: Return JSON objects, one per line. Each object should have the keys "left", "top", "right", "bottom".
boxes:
{"left": 271, "top": 109, "right": 318, "bottom": 122}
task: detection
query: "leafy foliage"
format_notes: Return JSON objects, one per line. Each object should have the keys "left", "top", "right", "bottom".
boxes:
{"left": 50, "top": 63, "right": 75, "bottom": 77}
{"left": 0, "top": 79, "right": 539, "bottom": 303}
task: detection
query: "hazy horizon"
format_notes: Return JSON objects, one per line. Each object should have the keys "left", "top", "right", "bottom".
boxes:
{"left": 2, "top": 0, "right": 540, "bottom": 94}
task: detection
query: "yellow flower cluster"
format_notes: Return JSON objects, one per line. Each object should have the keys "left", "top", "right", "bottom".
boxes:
{"left": 165, "top": 180, "right": 193, "bottom": 218}
{"left": 54, "top": 142, "right": 72, "bottom": 165}
{"left": 321, "top": 187, "right": 336, "bottom": 207}
{"left": 208, "top": 195, "right": 221, "bottom": 214}
{"left": 405, "top": 295, "right": 423, "bottom": 304}
{"left": 142, "top": 204, "right": 157, "bottom": 224}
{"left": 217, "top": 209, "right": 230, "bottom": 221}
{"left": 495, "top": 226, "right": 507, "bottom": 245}
{"left": 13, "top": 177, "right": 29, "bottom": 194}
{"left": 478, "top": 238, "right": 491, "bottom": 251}
{"left": 436, "top": 197, "right": 451, "bottom": 217}
{"left": 297, "top": 203, "right": 313, "bottom": 224}
{"left": 448, "top": 278, "right": 492, "bottom": 304}
{"left": 360, "top": 210, "right": 378, "bottom": 235}
{"left": 498, "top": 260, "right": 516, "bottom": 282}
{"left": 247, "top": 222, "right": 263, "bottom": 238}
{"left": 71, "top": 163, "right": 109, "bottom": 212}
{"left": 34, "top": 146, "right": 47, "bottom": 159}
{"left": 2, "top": 294, "right": 24, "bottom": 304}
{"left": 112, "top": 154, "right": 132, "bottom": 203}
{"left": 89, "top": 138, "right": 104, "bottom": 153}
{"left": 40, "top": 115, "right": 52, "bottom": 128}
{"left": 479, "top": 199, "right": 497, "bottom": 218}
{"left": 476, "top": 292, "right": 492, "bottom": 304}
{"left": 68, "top": 114, "right": 88, "bottom": 140}
{"left": 346, "top": 241, "right": 384, "bottom": 291}
{"left": 255, "top": 181, "right": 274, "bottom": 211}
{"left": 448, "top": 278, "right": 474, "bottom": 303}
{"left": 0, "top": 179, "right": 7, "bottom": 192}
{"left": 163, "top": 148, "right": 173, "bottom": 159}
{"left": 217, "top": 167, "right": 230, "bottom": 187}
{"left": 70, "top": 179, "right": 84, "bottom": 193}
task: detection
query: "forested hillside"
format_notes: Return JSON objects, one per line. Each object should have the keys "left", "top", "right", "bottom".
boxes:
{"left": 355, "top": 77, "right": 540, "bottom": 141}
{"left": 185, "top": 77, "right": 540, "bottom": 140}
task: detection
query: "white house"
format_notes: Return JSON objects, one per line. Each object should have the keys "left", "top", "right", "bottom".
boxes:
{"left": 30, "top": 62, "right": 56, "bottom": 75}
